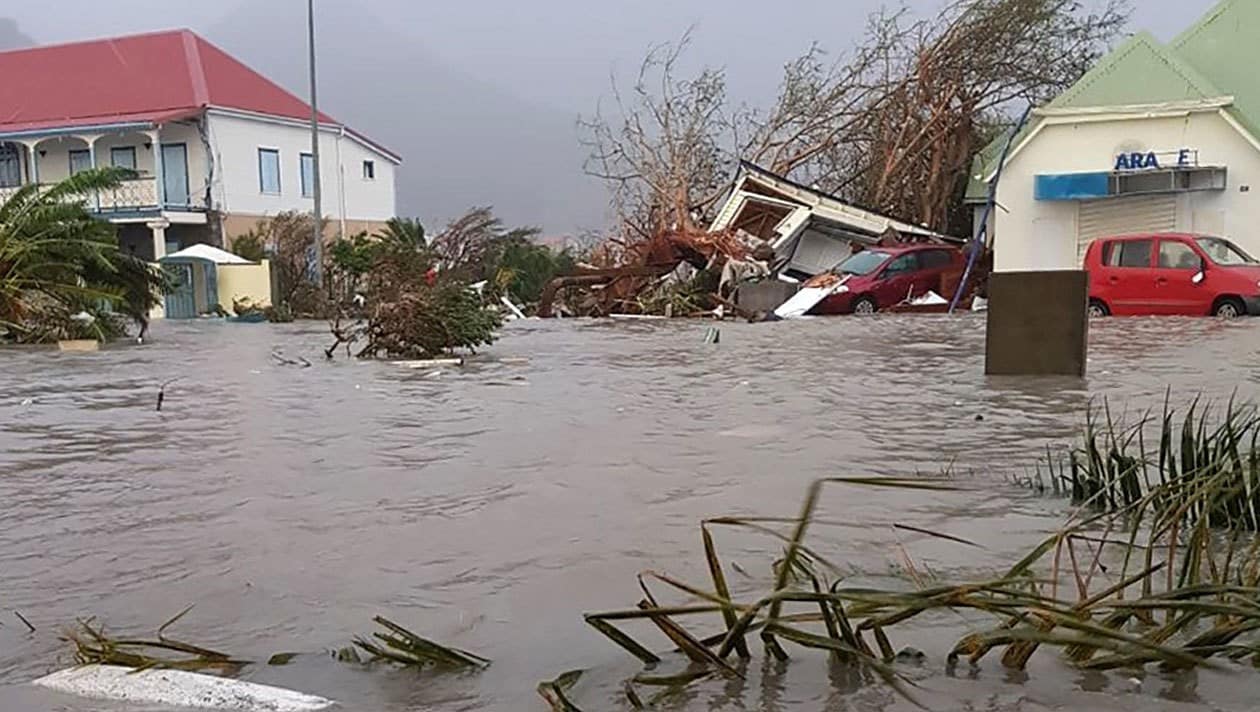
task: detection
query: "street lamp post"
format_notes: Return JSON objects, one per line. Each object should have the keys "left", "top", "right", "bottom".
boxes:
{"left": 307, "top": 0, "right": 323, "bottom": 285}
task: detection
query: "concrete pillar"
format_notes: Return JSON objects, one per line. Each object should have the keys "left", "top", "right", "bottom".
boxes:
{"left": 148, "top": 218, "right": 171, "bottom": 261}
{"left": 984, "top": 271, "right": 1089, "bottom": 377}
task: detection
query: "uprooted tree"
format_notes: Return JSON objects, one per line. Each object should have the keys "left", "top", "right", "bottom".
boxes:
{"left": 580, "top": 0, "right": 1128, "bottom": 239}
{"left": 324, "top": 206, "right": 571, "bottom": 359}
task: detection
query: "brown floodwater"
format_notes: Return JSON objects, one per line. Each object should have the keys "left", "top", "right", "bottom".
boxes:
{"left": 3, "top": 315, "right": 1260, "bottom": 711}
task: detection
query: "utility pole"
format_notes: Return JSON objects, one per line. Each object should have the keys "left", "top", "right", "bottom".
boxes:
{"left": 307, "top": 0, "right": 324, "bottom": 285}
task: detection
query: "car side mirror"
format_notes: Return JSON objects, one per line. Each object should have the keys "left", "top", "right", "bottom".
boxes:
{"left": 1193, "top": 258, "right": 1207, "bottom": 284}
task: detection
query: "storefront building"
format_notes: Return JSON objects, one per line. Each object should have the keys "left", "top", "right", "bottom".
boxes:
{"left": 969, "top": 0, "right": 1260, "bottom": 272}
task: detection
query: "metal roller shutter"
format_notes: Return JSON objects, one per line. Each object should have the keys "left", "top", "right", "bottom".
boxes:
{"left": 1076, "top": 195, "right": 1177, "bottom": 264}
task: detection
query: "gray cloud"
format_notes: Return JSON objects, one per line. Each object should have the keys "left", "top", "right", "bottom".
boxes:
{"left": 4, "top": 0, "right": 1220, "bottom": 231}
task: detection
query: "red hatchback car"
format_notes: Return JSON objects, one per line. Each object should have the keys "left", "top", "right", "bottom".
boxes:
{"left": 813, "top": 245, "right": 965, "bottom": 315}
{"left": 1085, "top": 234, "right": 1260, "bottom": 318}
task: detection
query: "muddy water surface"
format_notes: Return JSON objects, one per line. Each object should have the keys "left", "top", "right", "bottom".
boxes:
{"left": 3, "top": 316, "right": 1260, "bottom": 711}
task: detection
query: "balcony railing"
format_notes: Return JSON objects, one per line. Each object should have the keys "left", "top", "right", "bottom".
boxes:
{"left": 0, "top": 178, "right": 204, "bottom": 214}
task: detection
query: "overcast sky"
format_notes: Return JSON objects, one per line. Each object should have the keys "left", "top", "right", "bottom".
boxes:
{"left": 8, "top": 0, "right": 1220, "bottom": 115}
{"left": 2, "top": 0, "right": 1224, "bottom": 231}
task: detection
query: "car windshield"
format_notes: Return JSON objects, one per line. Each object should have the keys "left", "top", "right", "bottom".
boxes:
{"left": 836, "top": 250, "right": 891, "bottom": 276}
{"left": 1196, "top": 237, "right": 1257, "bottom": 266}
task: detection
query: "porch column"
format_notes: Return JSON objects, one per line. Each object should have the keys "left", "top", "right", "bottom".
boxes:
{"left": 81, "top": 133, "right": 102, "bottom": 211}
{"left": 19, "top": 140, "right": 39, "bottom": 185}
{"left": 148, "top": 218, "right": 171, "bottom": 261}
{"left": 148, "top": 128, "right": 164, "bottom": 211}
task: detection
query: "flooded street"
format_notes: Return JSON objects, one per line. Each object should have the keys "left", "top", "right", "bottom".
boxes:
{"left": 5, "top": 315, "right": 1260, "bottom": 711}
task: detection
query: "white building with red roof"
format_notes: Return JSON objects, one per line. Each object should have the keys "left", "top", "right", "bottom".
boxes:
{"left": 0, "top": 29, "right": 400, "bottom": 259}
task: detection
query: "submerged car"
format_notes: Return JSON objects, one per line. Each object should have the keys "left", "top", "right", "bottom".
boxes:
{"left": 1085, "top": 234, "right": 1260, "bottom": 318}
{"left": 812, "top": 245, "right": 966, "bottom": 315}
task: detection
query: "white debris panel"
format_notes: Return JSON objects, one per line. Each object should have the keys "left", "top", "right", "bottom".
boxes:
{"left": 32, "top": 665, "right": 334, "bottom": 712}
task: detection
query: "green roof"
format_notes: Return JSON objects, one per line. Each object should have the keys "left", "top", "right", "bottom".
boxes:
{"left": 1170, "top": 0, "right": 1260, "bottom": 139}
{"left": 967, "top": 0, "right": 1260, "bottom": 203}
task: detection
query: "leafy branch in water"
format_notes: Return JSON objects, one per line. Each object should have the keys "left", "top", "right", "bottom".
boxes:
{"left": 64, "top": 606, "right": 249, "bottom": 674}
{"left": 558, "top": 442, "right": 1260, "bottom": 708}
{"left": 352, "top": 615, "right": 489, "bottom": 669}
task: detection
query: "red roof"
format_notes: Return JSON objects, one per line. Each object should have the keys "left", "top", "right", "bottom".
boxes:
{"left": 0, "top": 29, "right": 398, "bottom": 161}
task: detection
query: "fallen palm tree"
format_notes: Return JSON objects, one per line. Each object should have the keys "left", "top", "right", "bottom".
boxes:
{"left": 551, "top": 417, "right": 1260, "bottom": 710}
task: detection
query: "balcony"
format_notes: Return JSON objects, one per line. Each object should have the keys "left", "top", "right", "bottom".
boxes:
{"left": 0, "top": 177, "right": 205, "bottom": 217}
{"left": 0, "top": 124, "right": 208, "bottom": 221}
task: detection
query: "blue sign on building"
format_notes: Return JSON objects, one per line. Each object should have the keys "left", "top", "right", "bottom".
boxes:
{"left": 1115, "top": 151, "right": 1160, "bottom": 171}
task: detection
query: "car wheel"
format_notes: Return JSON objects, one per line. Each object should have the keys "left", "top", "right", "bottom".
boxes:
{"left": 1214, "top": 298, "right": 1245, "bottom": 319}
{"left": 1087, "top": 300, "right": 1110, "bottom": 318}
{"left": 852, "top": 296, "right": 878, "bottom": 315}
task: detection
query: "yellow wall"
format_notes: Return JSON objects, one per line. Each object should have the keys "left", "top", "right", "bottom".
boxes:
{"left": 217, "top": 259, "right": 273, "bottom": 310}
{"left": 220, "top": 213, "right": 390, "bottom": 247}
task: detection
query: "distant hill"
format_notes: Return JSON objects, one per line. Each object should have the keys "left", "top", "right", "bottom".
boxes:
{"left": 0, "top": 18, "right": 35, "bottom": 51}
{"left": 203, "top": 2, "right": 608, "bottom": 233}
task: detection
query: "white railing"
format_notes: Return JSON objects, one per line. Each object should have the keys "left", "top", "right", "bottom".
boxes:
{"left": 98, "top": 178, "right": 160, "bottom": 212}
{"left": 0, "top": 178, "right": 203, "bottom": 214}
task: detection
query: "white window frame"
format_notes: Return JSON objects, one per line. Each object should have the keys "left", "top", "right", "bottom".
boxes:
{"left": 299, "top": 152, "right": 314, "bottom": 198}
{"left": 362, "top": 159, "right": 375, "bottom": 181}
{"left": 258, "top": 147, "right": 282, "bottom": 195}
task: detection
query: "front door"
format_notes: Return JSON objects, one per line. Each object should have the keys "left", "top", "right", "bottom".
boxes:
{"left": 1154, "top": 238, "right": 1210, "bottom": 315}
{"left": 164, "top": 262, "right": 196, "bottom": 318}
{"left": 161, "top": 143, "right": 189, "bottom": 207}
{"left": 1099, "top": 238, "right": 1157, "bottom": 315}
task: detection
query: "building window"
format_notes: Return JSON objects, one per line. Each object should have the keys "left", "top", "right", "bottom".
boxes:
{"left": 110, "top": 146, "right": 137, "bottom": 171}
{"left": 69, "top": 149, "right": 93, "bottom": 176}
{"left": 258, "top": 148, "right": 281, "bottom": 194}
{"left": 362, "top": 160, "right": 375, "bottom": 180}
{"left": 0, "top": 143, "right": 20, "bottom": 187}
{"left": 300, "top": 152, "right": 315, "bottom": 198}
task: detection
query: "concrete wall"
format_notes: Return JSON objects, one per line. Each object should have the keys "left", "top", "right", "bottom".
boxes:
{"left": 993, "top": 111, "right": 1260, "bottom": 272}
{"left": 985, "top": 271, "right": 1089, "bottom": 377}
{"left": 206, "top": 112, "right": 397, "bottom": 224}
{"left": 217, "top": 260, "right": 272, "bottom": 309}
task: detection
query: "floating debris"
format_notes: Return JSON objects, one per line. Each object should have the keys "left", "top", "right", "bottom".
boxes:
{"left": 398, "top": 358, "right": 465, "bottom": 368}
{"left": 64, "top": 607, "right": 249, "bottom": 673}
{"left": 351, "top": 615, "right": 489, "bottom": 669}
{"left": 537, "top": 669, "right": 585, "bottom": 712}
{"left": 31, "top": 665, "right": 333, "bottom": 712}
{"left": 270, "top": 351, "right": 312, "bottom": 368}
{"left": 14, "top": 610, "right": 34, "bottom": 633}
{"left": 267, "top": 652, "right": 300, "bottom": 666}
{"left": 156, "top": 377, "right": 180, "bottom": 412}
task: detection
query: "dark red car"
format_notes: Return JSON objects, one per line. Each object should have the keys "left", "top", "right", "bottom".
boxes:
{"left": 1085, "top": 234, "right": 1260, "bottom": 318}
{"left": 813, "top": 245, "right": 966, "bottom": 315}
